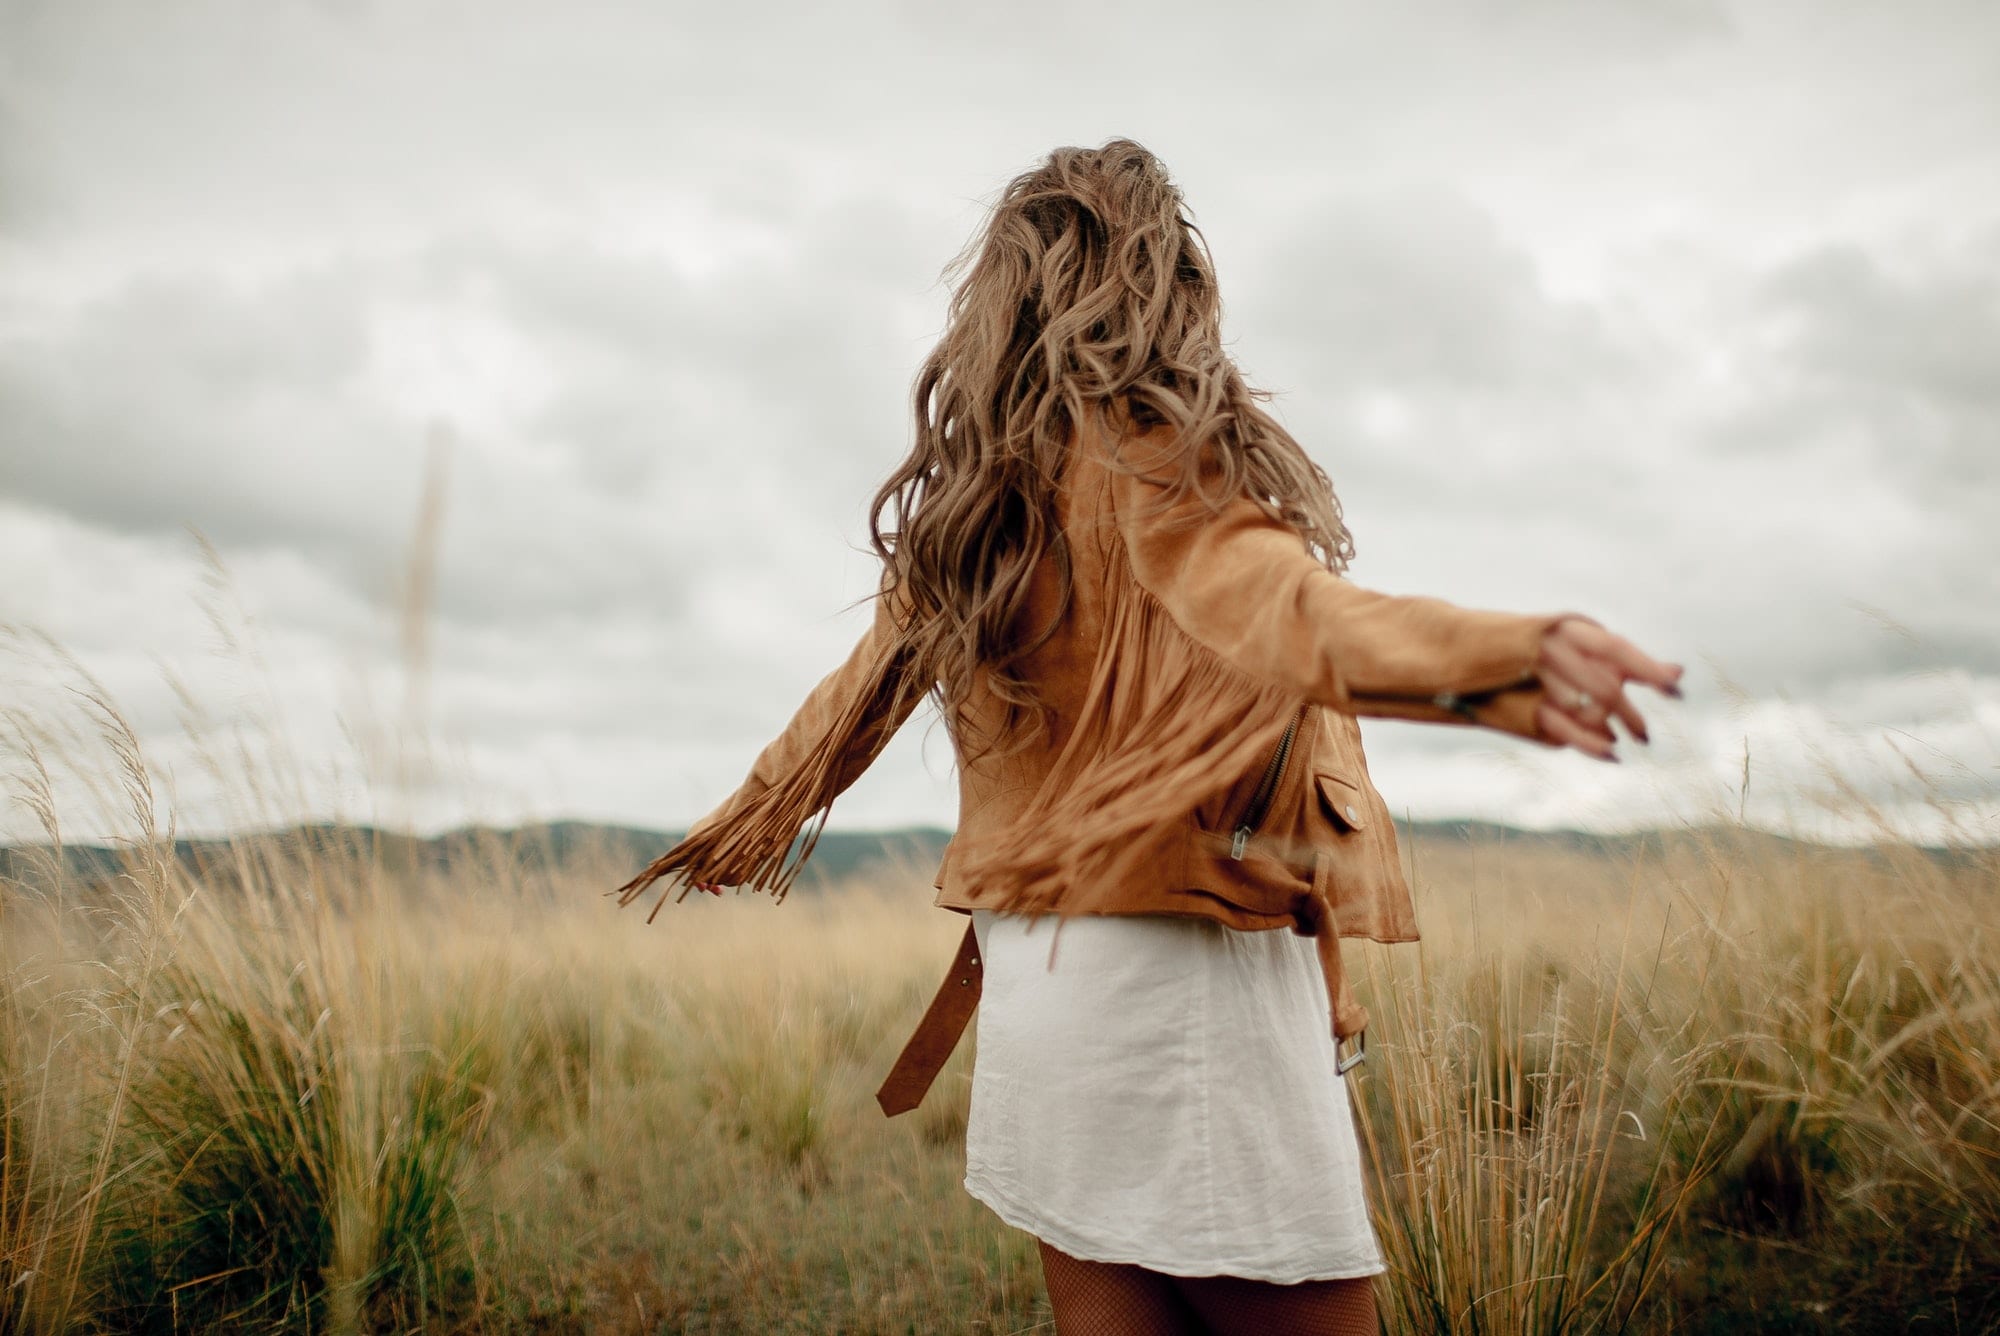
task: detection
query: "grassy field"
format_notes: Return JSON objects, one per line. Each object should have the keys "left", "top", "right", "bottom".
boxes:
{"left": 3, "top": 690, "right": 1996, "bottom": 1332}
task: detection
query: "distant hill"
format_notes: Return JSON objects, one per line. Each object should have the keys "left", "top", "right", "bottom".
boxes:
{"left": 2, "top": 817, "right": 1985, "bottom": 902}
{"left": 0, "top": 820, "right": 954, "bottom": 899}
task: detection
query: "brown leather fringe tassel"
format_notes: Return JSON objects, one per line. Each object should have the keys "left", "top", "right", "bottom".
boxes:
{"left": 611, "top": 641, "right": 917, "bottom": 921}
{"left": 954, "top": 547, "right": 1302, "bottom": 917}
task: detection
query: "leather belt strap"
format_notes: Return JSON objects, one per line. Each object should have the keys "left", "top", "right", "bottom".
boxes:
{"left": 875, "top": 918, "right": 983, "bottom": 1117}
{"left": 1310, "top": 852, "right": 1371, "bottom": 1072}
{"left": 1312, "top": 860, "right": 1376, "bottom": 1056}
{"left": 1314, "top": 906, "right": 1370, "bottom": 1073}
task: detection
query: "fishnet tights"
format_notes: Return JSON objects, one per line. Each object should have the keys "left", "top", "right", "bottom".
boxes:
{"left": 1037, "top": 1240, "right": 1380, "bottom": 1336}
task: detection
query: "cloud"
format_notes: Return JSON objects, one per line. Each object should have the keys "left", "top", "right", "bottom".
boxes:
{"left": 0, "top": 196, "right": 961, "bottom": 840}
{"left": 1669, "top": 230, "right": 2000, "bottom": 686}
{"left": 0, "top": 201, "right": 956, "bottom": 637}
{"left": 1749, "top": 234, "right": 2000, "bottom": 499}
{"left": 1241, "top": 189, "right": 1636, "bottom": 396}
{"left": 2, "top": 0, "right": 1995, "bottom": 845}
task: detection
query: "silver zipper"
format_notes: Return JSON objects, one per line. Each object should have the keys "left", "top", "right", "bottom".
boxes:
{"left": 1230, "top": 704, "right": 1309, "bottom": 860}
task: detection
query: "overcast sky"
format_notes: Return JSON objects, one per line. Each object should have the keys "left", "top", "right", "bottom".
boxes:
{"left": 2, "top": 0, "right": 1995, "bottom": 849}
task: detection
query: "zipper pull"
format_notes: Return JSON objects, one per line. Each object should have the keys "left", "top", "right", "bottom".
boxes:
{"left": 1230, "top": 827, "right": 1250, "bottom": 860}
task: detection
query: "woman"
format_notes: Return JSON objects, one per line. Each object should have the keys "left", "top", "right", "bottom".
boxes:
{"left": 618, "top": 139, "right": 1681, "bottom": 1335}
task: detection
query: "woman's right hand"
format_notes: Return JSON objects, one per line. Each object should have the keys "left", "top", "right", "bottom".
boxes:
{"left": 1534, "top": 617, "right": 1684, "bottom": 761}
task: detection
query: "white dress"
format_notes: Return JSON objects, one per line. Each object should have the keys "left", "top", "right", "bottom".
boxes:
{"left": 962, "top": 908, "right": 1387, "bottom": 1284}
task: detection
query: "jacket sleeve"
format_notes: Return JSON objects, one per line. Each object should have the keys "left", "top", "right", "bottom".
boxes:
{"left": 1104, "top": 436, "right": 1582, "bottom": 743}
{"left": 681, "top": 578, "right": 921, "bottom": 845}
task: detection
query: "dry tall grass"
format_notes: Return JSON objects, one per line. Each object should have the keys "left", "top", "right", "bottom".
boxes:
{"left": 3, "top": 637, "right": 1995, "bottom": 1332}
{"left": 1354, "top": 828, "right": 1998, "bottom": 1332}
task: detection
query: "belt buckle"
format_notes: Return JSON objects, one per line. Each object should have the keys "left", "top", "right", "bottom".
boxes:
{"left": 1335, "top": 1031, "right": 1366, "bottom": 1075}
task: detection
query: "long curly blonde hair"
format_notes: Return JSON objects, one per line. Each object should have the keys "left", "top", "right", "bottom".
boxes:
{"left": 868, "top": 138, "right": 1353, "bottom": 756}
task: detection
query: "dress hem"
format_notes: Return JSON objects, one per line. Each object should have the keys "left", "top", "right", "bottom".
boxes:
{"left": 963, "top": 1170, "right": 1388, "bottom": 1286}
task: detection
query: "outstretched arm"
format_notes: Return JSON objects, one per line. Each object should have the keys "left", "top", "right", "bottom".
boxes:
{"left": 617, "top": 577, "right": 924, "bottom": 909}
{"left": 686, "top": 585, "right": 916, "bottom": 838}
{"left": 1105, "top": 435, "right": 1680, "bottom": 757}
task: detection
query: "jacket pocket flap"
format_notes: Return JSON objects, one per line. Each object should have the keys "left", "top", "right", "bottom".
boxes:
{"left": 1315, "top": 772, "right": 1368, "bottom": 832}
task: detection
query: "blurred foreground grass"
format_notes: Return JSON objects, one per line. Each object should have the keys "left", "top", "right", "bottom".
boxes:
{"left": 3, "top": 675, "right": 1996, "bottom": 1332}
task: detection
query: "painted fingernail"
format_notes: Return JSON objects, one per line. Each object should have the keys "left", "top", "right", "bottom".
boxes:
{"left": 1662, "top": 683, "right": 1684, "bottom": 700}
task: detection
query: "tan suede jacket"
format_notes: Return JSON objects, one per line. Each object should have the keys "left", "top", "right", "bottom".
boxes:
{"left": 618, "top": 413, "right": 1578, "bottom": 1116}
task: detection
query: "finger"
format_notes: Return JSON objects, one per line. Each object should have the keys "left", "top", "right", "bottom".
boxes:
{"left": 1553, "top": 617, "right": 1663, "bottom": 681}
{"left": 1536, "top": 660, "right": 1614, "bottom": 732}
{"left": 1554, "top": 619, "right": 1682, "bottom": 693}
{"left": 1536, "top": 662, "right": 1582, "bottom": 721}
{"left": 1607, "top": 690, "right": 1652, "bottom": 744}
{"left": 1553, "top": 660, "right": 1652, "bottom": 742}
{"left": 1537, "top": 700, "right": 1618, "bottom": 760}
{"left": 1540, "top": 633, "right": 1626, "bottom": 710}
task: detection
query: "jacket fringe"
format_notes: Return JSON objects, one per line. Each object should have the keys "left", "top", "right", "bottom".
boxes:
{"left": 953, "top": 544, "right": 1302, "bottom": 917}
{"left": 611, "top": 640, "right": 916, "bottom": 920}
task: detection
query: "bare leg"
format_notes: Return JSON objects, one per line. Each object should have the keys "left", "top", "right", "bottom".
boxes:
{"left": 1037, "top": 1240, "right": 1206, "bottom": 1336}
{"left": 1038, "top": 1239, "right": 1380, "bottom": 1336}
